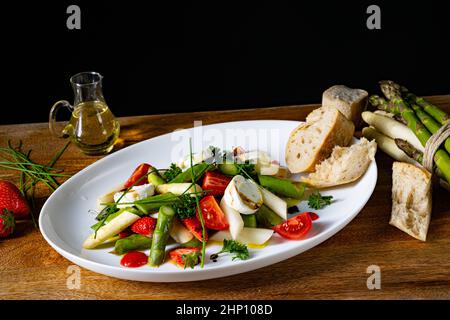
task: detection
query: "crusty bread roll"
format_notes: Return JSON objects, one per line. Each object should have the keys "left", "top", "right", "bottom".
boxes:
{"left": 300, "top": 137, "right": 377, "bottom": 188}
{"left": 322, "top": 85, "right": 368, "bottom": 126}
{"left": 286, "top": 106, "right": 355, "bottom": 173}
{"left": 390, "top": 162, "right": 432, "bottom": 241}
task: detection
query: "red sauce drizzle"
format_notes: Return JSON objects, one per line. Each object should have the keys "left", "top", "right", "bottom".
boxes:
{"left": 120, "top": 251, "right": 148, "bottom": 268}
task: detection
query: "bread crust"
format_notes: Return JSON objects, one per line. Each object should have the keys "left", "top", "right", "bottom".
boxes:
{"left": 286, "top": 106, "right": 355, "bottom": 173}
{"left": 322, "top": 85, "right": 368, "bottom": 126}
{"left": 390, "top": 162, "right": 432, "bottom": 241}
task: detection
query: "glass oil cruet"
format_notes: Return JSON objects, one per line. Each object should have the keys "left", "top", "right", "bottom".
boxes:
{"left": 49, "top": 71, "right": 120, "bottom": 155}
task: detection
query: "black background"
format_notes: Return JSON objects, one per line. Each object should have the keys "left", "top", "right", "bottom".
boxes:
{"left": 1, "top": 0, "right": 449, "bottom": 124}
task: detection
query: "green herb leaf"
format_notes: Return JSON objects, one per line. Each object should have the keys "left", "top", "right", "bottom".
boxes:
{"left": 307, "top": 191, "right": 333, "bottom": 210}
{"left": 173, "top": 194, "right": 197, "bottom": 219}
{"left": 182, "top": 251, "right": 201, "bottom": 269}
{"left": 163, "top": 163, "right": 182, "bottom": 182}
{"left": 236, "top": 161, "right": 256, "bottom": 179}
{"left": 210, "top": 239, "right": 249, "bottom": 261}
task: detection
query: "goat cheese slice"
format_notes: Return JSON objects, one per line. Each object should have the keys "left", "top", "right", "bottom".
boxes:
{"left": 114, "top": 183, "right": 155, "bottom": 208}
{"left": 224, "top": 175, "right": 263, "bottom": 214}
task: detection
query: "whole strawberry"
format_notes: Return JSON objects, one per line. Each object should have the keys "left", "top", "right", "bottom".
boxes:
{"left": 0, "top": 209, "right": 15, "bottom": 238}
{"left": 131, "top": 216, "right": 157, "bottom": 237}
{"left": 0, "top": 180, "right": 30, "bottom": 219}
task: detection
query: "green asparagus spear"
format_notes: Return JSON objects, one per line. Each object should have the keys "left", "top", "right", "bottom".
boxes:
{"left": 410, "top": 104, "right": 450, "bottom": 155}
{"left": 149, "top": 205, "right": 176, "bottom": 267}
{"left": 379, "top": 81, "right": 450, "bottom": 155}
{"left": 255, "top": 205, "right": 283, "bottom": 228}
{"left": 394, "top": 139, "right": 424, "bottom": 163}
{"left": 379, "top": 80, "right": 447, "bottom": 126}
{"left": 148, "top": 167, "right": 166, "bottom": 186}
{"left": 370, "top": 91, "right": 450, "bottom": 183}
{"left": 401, "top": 89, "right": 450, "bottom": 125}
{"left": 169, "top": 162, "right": 211, "bottom": 183}
{"left": 181, "top": 237, "right": 203, "bottom": 248}
{"left": 114, "top": 234, "right": 152, "bottom": 255}
{"left": 258, "top": 175, "right": 305, "bottom": 199}
{"left": 241, "top": 214, "right": 257, "bottom": 228}
{"left": 218, "top": 163, "right": 240, "bottom": 176}
{"left": 395, "top": 138, "right": 445, "bottom": 178}
{"left": 410, "top": 103, "right": 442, "bottom": 134}
{"left": 135, "top": 193, "right": 179, "bottom": 214}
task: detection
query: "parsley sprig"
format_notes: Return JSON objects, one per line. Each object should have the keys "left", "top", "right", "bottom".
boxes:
{"left": 182, "top": 251, "right": 201, "bottom": 269}
{"left": 210, "top": 239, "right": 249, "bottom": 261}
{"left": 173, "top": 194, "right": 197, "bottom": 219}
{"left": 163, "top": 163, "right": 182, "bottom": 181}
{"left": 307, "top": 191, "right": 333, "bottom": 210}
{"left": 236, "top": 162, "right": 256, "bottom": 180}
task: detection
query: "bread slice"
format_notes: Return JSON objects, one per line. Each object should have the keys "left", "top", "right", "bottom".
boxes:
{"left": 322, "top": 85, "right": 368, "bottom": 126}
{"left": 300, "top": 137, "right": 377, "bottom": 188}
{"left": 390, "top": 162, "right": 432, "bottom": 241}
{"left": 286, "top": 106, "right": 355, "bottom": 173}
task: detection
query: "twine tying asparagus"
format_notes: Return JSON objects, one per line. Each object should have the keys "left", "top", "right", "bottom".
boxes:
{"left": 423, "top": 122, "right": 450, "bottom": 191}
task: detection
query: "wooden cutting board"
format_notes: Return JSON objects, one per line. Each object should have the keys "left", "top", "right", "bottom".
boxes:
{"left": 1, "top": 95, "right": 449, "bottom": 300}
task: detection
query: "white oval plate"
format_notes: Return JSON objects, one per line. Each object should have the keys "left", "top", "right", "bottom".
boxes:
{"left": 39, "top": 120, "right": 377, "bottom": 282}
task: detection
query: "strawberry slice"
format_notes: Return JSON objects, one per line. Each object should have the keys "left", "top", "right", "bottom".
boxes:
{"left": 169, "top": 247, "right": 201, "bottom": 268}
{"left": 181, "top": 216, "right": 208, "bottom": 242}
{"left": 0, "top": 180, "right": 30, "bottom": 219}
{"left": 123, "top": 163, "right": 151, "bottom": 189}
{"left": 131, "top": 216, "right": 157, "bottom": 237}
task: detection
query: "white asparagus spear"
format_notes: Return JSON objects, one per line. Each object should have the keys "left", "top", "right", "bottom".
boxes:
{"left": 155, "top": 183, "right": 202, "bottom": 196}
{"left": 362, "top": 127, "right": 417, "bottom": 165}
{"left": 210, "top": 228, "right": 274, "bottom": 245}
{"left": 258, "top": 186, "right": 287, "bottom": 220}
{"left": 220, "top": 198, "right": 244, "bottom": 240}
{"left": 170, "top": 218, "right": 194, "bottom": 244}
{"left": 362, "top": 111, "right": 424, "bottom": 152}
{"left": 83, "top": 210, "right": 140, "bottom": 249}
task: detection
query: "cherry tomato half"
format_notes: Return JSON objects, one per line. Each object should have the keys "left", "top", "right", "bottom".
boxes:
{"left": 273, "top": 212, "right": 312, "bottom": 240}
{"left": 201, "top": 171, "right": 231, "bottom": 197}
{"left": 123, "top": 163, "right": 151, "bottom": 189}
{"left": 197, "top": 195, "right": 229, "bottom": 230}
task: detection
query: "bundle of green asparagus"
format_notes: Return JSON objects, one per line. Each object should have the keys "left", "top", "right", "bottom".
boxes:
{"left": 362, "top": 80, "right": 450, "bottom": 186}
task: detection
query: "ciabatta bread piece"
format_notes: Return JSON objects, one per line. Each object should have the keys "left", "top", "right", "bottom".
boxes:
{"left": 390, "top": 162, "right": 432, "bottom": 241}
{"left": 286, "top": 106, "right": 355, "bottom": 173}
{"left": 322, "top": 85, "right": 368, "bottom": 126}
{"left": 300, "top": 137, "right": 377, "bottom": 188}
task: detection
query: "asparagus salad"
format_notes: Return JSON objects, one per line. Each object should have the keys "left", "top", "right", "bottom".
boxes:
{"left": 83, "top": 145, "right": 328, "bottom": 269}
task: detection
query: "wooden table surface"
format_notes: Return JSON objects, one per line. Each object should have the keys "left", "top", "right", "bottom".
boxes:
{"left": 1, "top": 96, "right": 450, "bottom": 300}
